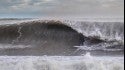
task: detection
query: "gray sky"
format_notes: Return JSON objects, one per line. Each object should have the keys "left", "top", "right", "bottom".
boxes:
{"left": 0, "top": 0, "right": 124, "bottom": 18}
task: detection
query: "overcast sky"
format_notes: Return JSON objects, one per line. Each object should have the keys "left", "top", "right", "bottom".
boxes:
{"left": 0, "top": 0, "right": 124, "bottom": 18}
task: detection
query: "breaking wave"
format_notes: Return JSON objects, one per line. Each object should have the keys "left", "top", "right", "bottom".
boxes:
{"left": 0, "top": 19, "right": 124, "bottom": 56}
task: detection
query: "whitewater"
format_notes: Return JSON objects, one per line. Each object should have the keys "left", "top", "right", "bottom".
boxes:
{"left": 0, "top": 54, "right": 124, "bottom": 70}
{"left": 0, "top": 18, "right": 124, "bottom": 70}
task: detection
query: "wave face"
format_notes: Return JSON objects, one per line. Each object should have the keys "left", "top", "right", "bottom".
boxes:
{"left": 0, "top": 21, "right": 85, "bottom": 55}
{"left": 0, "top": 19, "right": 124, "bottom": 56}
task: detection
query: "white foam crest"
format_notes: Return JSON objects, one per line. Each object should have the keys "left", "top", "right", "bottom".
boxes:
{"left": 62, "top": 20, "right": 124, "bottom": 44}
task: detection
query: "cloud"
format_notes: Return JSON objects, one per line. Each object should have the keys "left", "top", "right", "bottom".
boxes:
{"left": 0, "top": 0, "right": 124, "bottom": 17}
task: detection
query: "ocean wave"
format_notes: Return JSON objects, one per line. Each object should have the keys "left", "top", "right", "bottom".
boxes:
{"left": 0, "top": 20, "right": 124, "bottom": 56}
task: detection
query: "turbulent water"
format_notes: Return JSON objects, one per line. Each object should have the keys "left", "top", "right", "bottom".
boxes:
{"left": 0, "top": 18, "right": 124, "bottom": 70}
{"left": 0, "top": 54, "right": 124, "bottom": 70}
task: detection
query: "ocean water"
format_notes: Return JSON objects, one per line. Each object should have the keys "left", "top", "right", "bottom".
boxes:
{"left": 0, "top": 18, "right": 124, "bottom": 70}
{"left": 0, "top": 54, "right": 124, "bottom": 70}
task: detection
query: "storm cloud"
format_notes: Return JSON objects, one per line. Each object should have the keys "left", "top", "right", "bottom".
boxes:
{"left": 0, "top": 0, "right": 124, "bottom": 17}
